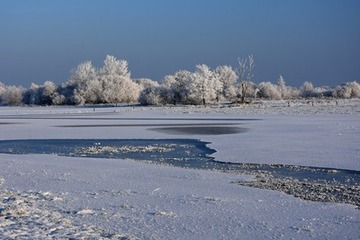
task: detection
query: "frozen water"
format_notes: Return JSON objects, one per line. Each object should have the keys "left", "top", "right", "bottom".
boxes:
{"left": 1, "top": 101, "right": 360, "bottom": 239}
{"left": 0, "top": 138, "right": 215, "bottom": 162}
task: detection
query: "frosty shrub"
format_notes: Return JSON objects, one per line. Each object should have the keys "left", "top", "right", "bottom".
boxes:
{"left": 54, "top": 85, "right": 80, "bottom": 105}
{"left": 135, "top": 78, "right": 159, "bottom": 92}
{"left": 121, "top": 80, "right": 141, "bottom": 104}
{"left": 63, "top": 55, "right": 141, "bottom": 105}
{"left": 39, "top": 81, "right": 57, "bottom": 105}
{"left": 300, "top": 81, "right": 337, "bottom": 98}
{"left": 23, "top": 81, "right": 58, "bottom": 105}
{"left": 139, "top": 86, "right": 164, "bottom": 106}
{"left": 52, "top": 92, "right": 66, "bottom": 105}
{"left": 0, "top": 82, "right": 6, "bottom": 104}
{"left": 187, "top": 64, "right": 219, "bottom": 105}
{"left": 236, "top": 81, "right": 257, "bottom": 101}
{"left": 258, "top": 82, "right": 282, "bottom": 100}
{"left": 65, "top": 61, "right": 98, "bottom": 104}
{"left": 277, "top": 75, "right": 298, "bottom": 99}
{"left": 315, "top": 86, "right": 334, "bottom": 98}
{"left": 0, "top": 82, "right": 6, "bottom": 95}
{"left": 135, "top": 78, "right": 160, "bottom": 105}
{"left": 333, "top": 81, "right": 360, "bottom": 98}
{"left": 300, "top": 81, "right": 320, "bottom": 98}
{"left": 23, "top": 83, "right": 40, "bottom": 105}
{"left": 347, "top": 81, "right": 360, "bottom": 97}
{"left": 162, "top": 65, "right": 226, "bottom": 105}
{"left": 162, "top": 70, "right": 192, "bottom": 104}
{"left": 1, "top": 85, "right": 25, "bottom": 105}
{"left": 2, "top": 54, "right": 359, "bottom": 106}
{"left": 214, "top": 65, "right": 238, "bottom": 101}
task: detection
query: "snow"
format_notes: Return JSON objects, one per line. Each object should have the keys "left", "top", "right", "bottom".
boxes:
{"left": 1, "top": 100, "right": 360, "bottom": 239}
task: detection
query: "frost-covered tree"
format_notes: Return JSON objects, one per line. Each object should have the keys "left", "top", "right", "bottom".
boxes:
{"left": 0, "top": 82, "right": 6, "bottom": 94}
{"left": 28, "top": 81, "right": 53, "bottom": 105}
{"left": 66, "top": 61, "right": 99, "bottom": 104}
{"left": 162, "top": 70, "right": 192, "bottom": 104}
{"left": 236, "top": 80, "right": 257, "bottom": 102}
{"left": 138, "top": 86, "right": 166, "bottom": 106}
{"left": 214, "top": 65, "right": 238, "bottom": 101}
{"left": 346, "top": 81, "right": 360, "bottom": 98}
{"left": 52, "top": 92, "right": 66, "bottom": 105}
{"left": 122, "top": 80, "right": 141, "bottom": 104}
{"left": 1, "top": 85, "right": 25, "bottom": 105}
{"left": 333, "top": 81, "right": 360, "bottom": 98}
{"left": 276, "top": 75, "right": 299, "bottom": 99}
{"left": 237, "top": 55, "right": 255, "bottom": 103}
{"left": 23, "top": 81, "right": 58, "bottom": 105}
{"left": 23, "top": 83, "right": 39, "bottom": 105}
{"left": 300, "top": 81, "right": 312, "bottom": 98}
{"left": 64, "top": 55, "right": 141, "bottom": 105}
{"left": 100, "top": 55, "right": 130, "bottom": 79}
{"left": 258, "top": 81, "right": 282, "bottom": 100}
{"left": 135, "top": 78, "right": 159, "bottom": 91}
{"left": 0, "top": 82, "right": 6, "bottom": 104}
{"left": 39, "top": 81, "right": 57, "bottom": 105}
{"left": 67, "top": 61, "right": 97, "bottom": 86}
{"left": 278, "top": 75, "right": 287, "bottom": 99}
{"left": 54, "top": 85, "right": 78, "bottom": 105}
{"left": 136, "top": 78, "right": 163, "bottom": 105}
{"left": 99, "top": 55, "right": 140, "bottom": 104}
{"left": 300, "top": 81, "right": 322, "bottom": 98}
{"left": 188, "top": 64, "right": 218, "bottom": 105}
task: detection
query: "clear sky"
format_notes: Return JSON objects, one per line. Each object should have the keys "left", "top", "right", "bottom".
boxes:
{"left": 1, "top": 0, "right": 359, "bottom": 87}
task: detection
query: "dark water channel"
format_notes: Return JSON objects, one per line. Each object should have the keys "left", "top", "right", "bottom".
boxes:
{"left": 0, "top": 139, "right": 358, "bottom": 187}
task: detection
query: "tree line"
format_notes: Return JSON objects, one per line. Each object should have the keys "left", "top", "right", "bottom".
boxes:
{"left": 1, "top": 55, "right": 359, "bottom": 106}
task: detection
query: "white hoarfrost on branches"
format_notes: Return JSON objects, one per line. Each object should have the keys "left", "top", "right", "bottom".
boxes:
{"left": 152, "top": 64, "right": 225, "bottom": 105}
{"left": 68, "top": 61, "right": 97, "bottom": 87}
{"left": 333, "top": 81, "right": 360, "bottom": 98}
{"left": 135, "top": 78, "right": 159, "bottom": 92}
{"left": 188, "top": 64, "right": 219, "bottom": 105}
{"left": 66, "top": 61, "right": 101, "bottom": 104}
{"left": 258, "top": 82, "right": 282, "bottom": 100}
{"left": 162, "top": 70, "right": 193, "bottom": 104}
{"left": 0, "top": 82, "right": 7, "bottom": 104}
{"left": 139, "top": 86, "right": 164, "bottom": 106}
{"left": 0, "top": 54, "right": 360, "bottom": 106}
{"left": 23, "top": 81, "right": 60, "bottom": 105}
{"left": 100, "top": 55, "right": 131, "bottom": 79}
{"left": 137, "top": 79, "right": 163, "bottom": 106}
{"left": 63, "top": 55, "right": 140, "bottom": 105}
{"left": 215, "top": 65, "right": 238, "bottom": 101}
{"left": 99, "top": 55, "right": 140, "bottom": 104}
{"left": 301, "top": 81, "right": 315, "bottom": 98}
{"left": 300, "top": 81, "right": 324, "bottom": 98}
{"left": 277, "top": 75, "right": 295, "bottom": 99}
{"left": 237, "top": 55, "right": 255, "bottom": 103}
{"left": 1, "top": 85, "right": 24, "bottom": 105}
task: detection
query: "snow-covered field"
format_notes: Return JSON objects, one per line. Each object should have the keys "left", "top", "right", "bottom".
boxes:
{"left": 1, "top": 99, "right": 360, "bottom": 239}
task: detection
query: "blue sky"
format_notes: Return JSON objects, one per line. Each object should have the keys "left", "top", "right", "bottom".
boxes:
{"left": 1, "top": 0, "right": 359, "bottom": 87}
